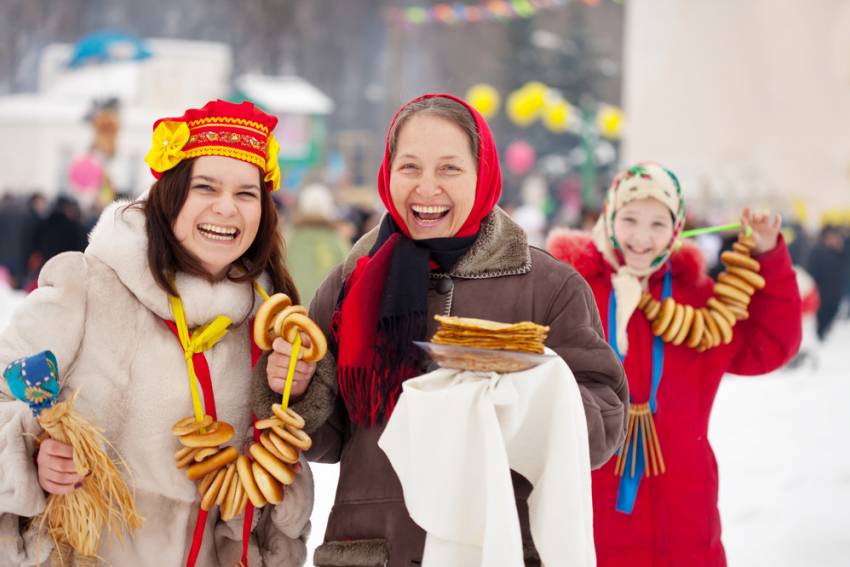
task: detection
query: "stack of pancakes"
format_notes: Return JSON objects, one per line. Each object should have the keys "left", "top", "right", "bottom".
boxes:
{"left": 431, "top": 315, "right": 550, "bottom": 354}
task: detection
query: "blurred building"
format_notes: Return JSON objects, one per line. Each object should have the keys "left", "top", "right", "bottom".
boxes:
{"left": 621, "top": 0, "right": 850, "bottom": 228}
{"left": 0, "top": 37, "right": 332, "bottom": 198}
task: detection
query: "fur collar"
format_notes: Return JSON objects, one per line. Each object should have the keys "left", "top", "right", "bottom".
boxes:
{"left": 546, "top": 228, "right": 708, "bottom": 288}
{"left": 86, "top": 200, "right": 268, "bottom": 328}
{"left": 341, "top": 206, "right": 531, "bottom": 280}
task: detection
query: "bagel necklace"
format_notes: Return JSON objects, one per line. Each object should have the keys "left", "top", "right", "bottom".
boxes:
{"left": 166, "top": 280, "right": 325, "bottom": 567}
{"left": 611, "top": 228, "right": 767, "bottom": 514}
{"left": 636, "top": 230, "right": 765, "bottom": 351}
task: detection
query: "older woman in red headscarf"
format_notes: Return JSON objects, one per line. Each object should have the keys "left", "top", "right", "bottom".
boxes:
{"left": 252, "top": 94, "right": 628, "bottom": 567}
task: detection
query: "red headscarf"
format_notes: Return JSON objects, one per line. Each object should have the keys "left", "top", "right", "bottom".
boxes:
{"left": 333, "top": 94, "right": 503, "bottom": 426}
{"left": 377, "top": 94, "right": 502, "bottom": 239}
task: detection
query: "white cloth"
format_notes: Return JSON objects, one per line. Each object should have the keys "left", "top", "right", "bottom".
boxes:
{"left": 378, "top": 353, "right": 595, "bottom": 567}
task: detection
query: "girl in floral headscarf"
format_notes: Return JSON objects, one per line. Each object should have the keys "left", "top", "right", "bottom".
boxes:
{"left": 547, "top": 162, "right": 802, "bottom": 567}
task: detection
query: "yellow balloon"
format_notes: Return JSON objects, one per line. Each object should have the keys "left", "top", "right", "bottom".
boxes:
{"left": 596, "top": 105, "right": 624, "bottom": 140}
{"left": 465, "top": 84, "right": 500, "bottom": 120}
{"left": 505, "top": 91, "right": 535, "bottom": 127}
{"left": 542, "top": 99, "right": 572, "bottom": 134}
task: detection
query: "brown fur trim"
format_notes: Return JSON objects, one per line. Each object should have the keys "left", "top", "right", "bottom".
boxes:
{"left": 251, "top": 350, "right": 339, "bottom": 434}
{"left": 314, "top": 539, "right": 390, "bottom": 567}
{"left": 342, "top": 207, "right": 530, "bottom": 280}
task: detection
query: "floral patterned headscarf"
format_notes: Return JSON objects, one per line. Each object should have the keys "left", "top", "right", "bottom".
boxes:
{"left": 591, "top": 162, "right": 686, "bottom": 354}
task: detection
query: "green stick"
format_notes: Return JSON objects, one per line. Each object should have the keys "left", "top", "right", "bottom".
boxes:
{"left": 680, "top": 223, "right": 751, "bottom": 238}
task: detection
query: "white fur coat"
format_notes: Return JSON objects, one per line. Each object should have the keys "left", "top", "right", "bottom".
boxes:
{"left": 0, "top": 201, "right": 313, "bottom": 566}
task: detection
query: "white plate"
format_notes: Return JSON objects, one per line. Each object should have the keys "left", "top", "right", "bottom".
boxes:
{"left": 414, "top": 341, "right": 557, "bottom": 374}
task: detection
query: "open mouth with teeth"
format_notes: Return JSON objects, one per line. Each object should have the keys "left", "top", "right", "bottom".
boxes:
{"left": 411, "top": 204, "right": 450, "bottom": 224}
{"left": 198, "top": 223, "right": 239, "bottom": 241}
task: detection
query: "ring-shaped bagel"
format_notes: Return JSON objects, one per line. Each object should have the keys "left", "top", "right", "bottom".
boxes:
{"left": 260, "top": 431, "right": 293, "bottom": 463}
{"left": 271, "top": 404, "right": 306, "bottom": 429}
{"left": 186, "top": 446, "right": 238, "bottom": 481}
{"left": 171, "top": 415, "right": 214, "bottom": 436}
{"left": 672, "top": 305, "right": 695, "bottom": 346}
{"left": 194, "top": 447, "right": 220, "bottom": 463}
{"left": 709, "top": 309, "right": 733, "bottom": 345}
{"left": 713, "top": 283, "right": 751, "bottom": 306}
{"left": 254, "top": 293, "right": 293, "bottom": 350}
{"left": 221, "top": 465, "right": 240, "bottom": 521}
{"left": 216, "top": 464, "right": 236, "bottom": 507}
{"left": 236, "top": 485, "right": 249, "bottom": 516}
{"left": 254, "top": 416, "right": 285, "bottom": 430}
{"left": 638, "top": 293, "right": 652, "bottom": 310}
{"left": 707, "top": 297, "right": 736, "bottom": 327}
{"left": 273, "top": 305, "right": 309, "bottom": 339}
{"left": 252, "top": 461, "right": 284, "bottom": 505}
{"left": 717, "top": 273, "right": 755, "bottom": 296}
{"left": 651, "top": 298, "right": 677, "bottom": 336}
{"left": 661, "top": 303, "right": 685, "bottom": 342}
{"left": 267, "top": 431, "right": 300, "bottom": 464}
{"left": 201, "top": 467, "right": 228, "bottom": 511}
{"left": 644, "top": 299, "right": 661, "bottom": 320}
{"left": 175, "top": 447, "right": 201, "bottom": 469}
{"left": 198, "top": 470, "right": 216, "bottom": 495}
{"left": 733, "top": 242, "right": 754, "bottom": 255}
{"left": 250, "top": 443, "right": 295, "bottom": 485}
{"left": 273, "top": 423, "right": 313, "bottom": 451}
{"left": 721, "top": 251, "right": 761, "bottom": 273}
{"left": 179, "top": 421, "right": 234, "bottom": 448}
{"left": 237, "top": 455, "right": 267, "bottom": 508}
{"left": 725, "top": 302, "right": 750, "bottom": 320}
{"left": 685, "top": 308, "right": 705, "bottom": 348}
{"left": 738, "top": 234, "right": 756, "bottom": 249}
{"left": 280, "top": 314, "right": 328, "bottom": 363}
{"left": 726, "top": 266, "right": 766, "bottom": 290}
{"left": 700, "top": 307, "right": 720, "bottom": 348}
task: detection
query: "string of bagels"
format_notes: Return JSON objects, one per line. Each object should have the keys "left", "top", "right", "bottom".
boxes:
{"left": 171, "top": 292, "right": 325, "bottom": 521}
{"left": 638, "top": 230, "right": 765, "bottom": 352}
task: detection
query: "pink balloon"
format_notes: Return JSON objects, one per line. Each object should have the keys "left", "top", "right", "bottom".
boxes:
{"left": 504, "top": 140, "right": 536, "bottom": 175}
{"left": 68, "top": 154, "right": 103, "bottom": 194}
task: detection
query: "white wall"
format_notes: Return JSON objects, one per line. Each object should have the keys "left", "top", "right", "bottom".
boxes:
{"left": 622, "top": 0, "right": 850, "bottom": 228}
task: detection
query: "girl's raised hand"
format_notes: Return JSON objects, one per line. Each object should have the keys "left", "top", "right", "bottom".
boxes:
{"left": 741, "top": 206, "right": 782, "bottom": 254}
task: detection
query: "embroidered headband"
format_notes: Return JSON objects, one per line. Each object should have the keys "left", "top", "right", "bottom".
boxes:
{"left": 144, "top": 99, "right": 281, "bottom": 191}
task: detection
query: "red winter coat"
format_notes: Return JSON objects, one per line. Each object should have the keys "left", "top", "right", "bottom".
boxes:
{"left": 547, "top": 231, "right": 802, "bottom": 567}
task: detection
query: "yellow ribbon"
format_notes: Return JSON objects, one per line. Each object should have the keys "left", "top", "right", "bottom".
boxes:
{"left": 169, "top": 294, "right": 232, "bottom": 427}
{"left": 281, "top": 334, "right": 301, "bottom": 411}
{"left": 145, "top": 121, "right": 190, "bottom": 173}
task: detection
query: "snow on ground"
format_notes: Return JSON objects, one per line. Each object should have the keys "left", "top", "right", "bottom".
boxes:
{"left": 2, "top": 284, "right": 848, "bottom": 565}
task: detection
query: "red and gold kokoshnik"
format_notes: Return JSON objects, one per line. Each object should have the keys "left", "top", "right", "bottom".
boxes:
{"left": 144, "top": 99, "right": 281, "bottom": 191}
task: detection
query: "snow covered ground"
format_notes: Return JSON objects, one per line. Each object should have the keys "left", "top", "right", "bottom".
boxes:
{"left": 2, "top": 284, "right": 848, "bottom": 565}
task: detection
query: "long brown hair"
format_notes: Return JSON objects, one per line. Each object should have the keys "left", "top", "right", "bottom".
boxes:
{"left": 126, "top": 158, "right": 300, "bottom": 304}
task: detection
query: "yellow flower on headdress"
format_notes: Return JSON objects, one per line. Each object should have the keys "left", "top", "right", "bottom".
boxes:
{"left": 264, "top": 134, "right": 281, "bottom": 192}
{"left": 144, "top": 121, "right": 190, "bottom": 173}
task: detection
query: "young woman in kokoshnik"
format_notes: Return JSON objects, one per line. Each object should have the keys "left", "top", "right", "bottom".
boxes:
{"left": 0, "top": 100, "right": 314, "bottom": 567}
{"left": 249, "top": 94, "right": 630, "bottom": 567}
{"left": 547, "top": 162, "right": 802, "bottom": 567}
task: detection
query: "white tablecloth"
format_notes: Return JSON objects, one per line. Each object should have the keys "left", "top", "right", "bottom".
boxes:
{"left": 378, "top": 352, "right": 595, "bottom": 567}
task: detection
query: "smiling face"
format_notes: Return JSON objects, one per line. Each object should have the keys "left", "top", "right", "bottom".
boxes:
{"left": 612, "top": 198, "right": 675, "bottom": 270}
{"left": 172, "top": 155, "right": 263, "bottom": 280}
{"left": 389, "top": 114, "right": 478, "bottom": 240}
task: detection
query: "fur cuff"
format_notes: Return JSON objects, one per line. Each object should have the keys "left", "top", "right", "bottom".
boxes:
{"left": 252, "top": 350, "right": 340, "bottom": 434}
{"left": 314, "top": 539, "right": 390, "bottom": 567}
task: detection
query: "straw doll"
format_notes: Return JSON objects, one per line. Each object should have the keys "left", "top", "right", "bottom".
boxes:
{"left": 546, "top": 162, "right": 802, "bottom": 567}
{"left": 3, "top": 351, "right": 141, "bottom": 566}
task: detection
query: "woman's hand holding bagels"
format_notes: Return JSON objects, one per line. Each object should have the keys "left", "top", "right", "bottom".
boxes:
{"left": 741, "top": 206, "right": 782, "bottom": 255}
{"left": 267, "top": 336, "right": 317, "bottom": 397}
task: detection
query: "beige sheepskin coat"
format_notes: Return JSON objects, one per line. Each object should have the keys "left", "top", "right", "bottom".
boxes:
{"left": 0, "top": 201, "right": 313, "bottom": 566}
